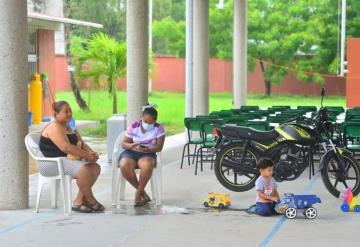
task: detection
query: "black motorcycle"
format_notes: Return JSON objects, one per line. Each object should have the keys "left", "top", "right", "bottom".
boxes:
{"left": 213, "top": 88, "right": 360, "bottom": 198}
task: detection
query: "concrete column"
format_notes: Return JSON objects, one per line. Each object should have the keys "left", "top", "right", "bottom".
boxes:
{"left": 185, "top": 0, "right": 193, "bottom": 118}
{"left": 233, "top": 0, "right": 248, "bottom": 108}
{"left": 0, "top": 0, "right": 29, "bottom": 209}
{"left": 126, "top": 0, "right": 149, "bottom": 125}
{"left": 193, "top": 0, "right": 209, "bottom": 116}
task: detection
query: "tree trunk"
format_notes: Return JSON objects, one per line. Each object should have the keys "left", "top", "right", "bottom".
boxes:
{"left": 112, "top": 91, "right": 118, "bottom": 114}
{"left": 63, "top": 1, "right": 90, "bottom": 112}
{"left": 265, "top": 80, "right": 271, "bottom": 97}
{"left": 259, "top": 58, "right": 271, "bottom": 97}
{"left": 70, "top": 71, "right": 90, "bottom": 112}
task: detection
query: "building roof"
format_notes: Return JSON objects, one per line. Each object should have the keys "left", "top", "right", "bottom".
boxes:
{"left": 28, "top": 12, "right": 103, "bottom": 30}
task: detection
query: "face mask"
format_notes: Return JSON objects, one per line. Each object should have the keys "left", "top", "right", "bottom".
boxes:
{"left": 142, "top": 122, "right": 155, "bottom": 131}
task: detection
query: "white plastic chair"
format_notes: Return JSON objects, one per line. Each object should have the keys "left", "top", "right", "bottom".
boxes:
{"left": 25, "top": 133, "right": 73, "bottom": 215}
{"left": 111, "top": 131, "right": 162, "bottom": 206}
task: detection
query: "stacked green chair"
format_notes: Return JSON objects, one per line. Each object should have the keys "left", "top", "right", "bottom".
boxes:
{"left": 343, "top": 122, "right": 360, "bottom": 154}
{"left": 224, "top": 116, "right": 246, "bottom": 125}
{"left": 217, "top": 110, "right": 233, "bottom": 118}
{"left": 297, "top": 106, "right": 317, "bottom": 112}
{"left": 345, "top": 110, "right": 360, "bottom": 122}
{"left": 267, "top": 115, "right": 293, "bottom": 124}
{"left": 195, "top": 120, "right": 224, "bottom": 175}
{"left": 246, "top": 121, "right": 270, "bottom": 131}
{"left": 240, "top": 105, "right": 259, "bottom": 112}
{"left": 180, "top": 118, "right": 203, "bottom": 169}
{"left": 326, "top": 106, "right": 344, "bottom": 114}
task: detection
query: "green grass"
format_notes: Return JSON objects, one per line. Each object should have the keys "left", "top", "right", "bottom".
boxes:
{"left": 56, "top": 90, "right": 345, "bottom": 137}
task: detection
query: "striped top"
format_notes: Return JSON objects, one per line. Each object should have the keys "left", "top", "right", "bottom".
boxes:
{"left": 125, "top": 120, "right": 165, "bottom": 151}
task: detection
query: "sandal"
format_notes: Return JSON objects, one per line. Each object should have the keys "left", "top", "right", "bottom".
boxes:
{"left": 88, "top": 201, "right": 105, "bottom": 212}
{"left": 134, "top": 200, "right": 145, "bottom": 207}
{"left": 72, "top": 204, "right": 93, "bottom": 213}
{"left": 142, "top": 196, "right": 152, "bottom": 204}
{"left": 141, "top": 191, "right": 152, "bottom": 204}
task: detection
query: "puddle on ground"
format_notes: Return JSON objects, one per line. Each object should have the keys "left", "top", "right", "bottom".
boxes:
{"left": 111, "top": 204, "right": 193, "bottom": 216}
{"left": 110, "top": 204, "right": 252, "bottom": 216}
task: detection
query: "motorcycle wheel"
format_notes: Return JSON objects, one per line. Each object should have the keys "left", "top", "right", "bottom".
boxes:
{"left": 214, "top": 142, "right": 259, "bottom": 192}
{"left": 321, "top": 151, "right": 360, "bottom": 197}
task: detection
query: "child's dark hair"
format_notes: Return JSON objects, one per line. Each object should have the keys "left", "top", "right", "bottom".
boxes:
{"left": 143, "top": 105, "right": 158, "bottom": 120}
{"left": 257, "top": 158, "right": 274, "bottom": 170}
{"left": 52, "top": 101, "right": 69, "bottom": 114}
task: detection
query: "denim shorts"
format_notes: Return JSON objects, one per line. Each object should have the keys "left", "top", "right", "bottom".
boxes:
{"left": 255, "top": 202, "right": 277, "bottom": 216}
{"left": 119, "top": 150, "right": 157, "bottom": 165}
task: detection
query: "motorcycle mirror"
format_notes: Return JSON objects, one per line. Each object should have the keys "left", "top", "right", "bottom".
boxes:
{"left": 320, "top": 88, "right": 325, "bottom": 107}
{"left": 321, "top": 88, "right": 325, "bottom": 97}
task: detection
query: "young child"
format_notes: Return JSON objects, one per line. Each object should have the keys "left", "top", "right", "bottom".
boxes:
{"left": 255, "top": 158, "right": 280, "bottom": 216}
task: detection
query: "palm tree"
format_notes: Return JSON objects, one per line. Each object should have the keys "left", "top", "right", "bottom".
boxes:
{"left": 73, "top": 33, "right": 126, "bottom": 114}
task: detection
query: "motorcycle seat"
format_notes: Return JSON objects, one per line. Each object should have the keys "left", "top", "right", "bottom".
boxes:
{"left": 221, "top": 125, "right": 279, "bottom": 142}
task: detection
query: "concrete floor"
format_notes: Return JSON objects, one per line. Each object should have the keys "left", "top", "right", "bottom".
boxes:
{"left": 0, "top": 133, "right": 359, "bottom": 247}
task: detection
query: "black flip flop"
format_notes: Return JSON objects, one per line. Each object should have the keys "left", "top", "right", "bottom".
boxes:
{"left": 72, "top": 204, "right": 93, "bottom": 213}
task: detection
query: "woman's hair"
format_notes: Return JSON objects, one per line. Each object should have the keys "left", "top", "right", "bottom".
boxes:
{"left": 257, "top": 158, "right": 274, "bottom": 170}
{"left": 52, "top": 101, "right": 69, "bottom": 114}
{"left": 142, "top": 104, "right": 158, "bottom": 121}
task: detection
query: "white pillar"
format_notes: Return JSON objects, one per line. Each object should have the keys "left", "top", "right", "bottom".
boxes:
{"left": 0, "top": 0, "right": 29, "bottom": 209}
{"left": 193, "top": 0, "right": 209, "bottom": 116}
{"left": 126, "top": 0, "right": 149, "bottom": 125}
{"left": 233, "top": 0, "right": 248, "bottom": 108}
{"left": 185, "top": 0, "right": 193, "bottom": 118}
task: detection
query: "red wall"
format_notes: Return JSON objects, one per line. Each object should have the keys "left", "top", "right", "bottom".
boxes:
{"left": 346, "top": 38, "right": 360, "bottom": 107}
{"left": 55, "top": 56, "right": 345, "bottom": 96}
{"left": 55, "top": 55, "right": 70, "bottom": 91}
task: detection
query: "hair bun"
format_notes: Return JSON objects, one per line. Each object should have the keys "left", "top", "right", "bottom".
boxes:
{"left": 142, "top": 103, "right": 157, "bottom": 112}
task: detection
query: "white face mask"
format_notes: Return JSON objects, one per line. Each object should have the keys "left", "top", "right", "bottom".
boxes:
{"left": 142, "top": 122, "right": 155, "bottom": 131}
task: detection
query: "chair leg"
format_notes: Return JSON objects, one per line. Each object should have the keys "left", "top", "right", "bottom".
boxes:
{"left": 51, "top": 180, "right": 60, "bottom": 209}
{"left": 157, "top": 168, "right": 162, "bottom": 205}
{"left": 112, "top": 164, "right": 119, "bottom": 206}
{"left": 60, "top": 178, "right": 69, "bottom": 215}
{"left": 195, "top": 148, "right": 201, "bottom": 175}
{"left": 187, "top": 143, "right": 191, "bottom": 166}
{"left": 200, "top": 148, "right": 203, "bottom": 172}
{"left": 118, "top": 170, "right": 126, "bottom": 201}
{"left": 192, "top": 144, "right": 198, "bottom": 164}
{"left": 180, "top": 143, "right": 188, "bottom": 169}
{"left": 35, "top": 178, "right": 44, "bottom": 213}
{"left": 150, "top": 176, "right": 157, "bottom": 201}
{"left": 65, "top": 176, "right": 72, "bottom": 215}
{"left": 210, "top": 152, "right": 215, "bottom": 170}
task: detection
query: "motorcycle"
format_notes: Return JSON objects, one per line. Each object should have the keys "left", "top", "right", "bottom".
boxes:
{"left": 213, "top": 88, "right": 360, "bottom": 198}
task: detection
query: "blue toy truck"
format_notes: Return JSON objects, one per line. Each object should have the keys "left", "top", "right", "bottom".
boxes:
{"left": 275, "top": 193, "right": 321, "bottom": 219}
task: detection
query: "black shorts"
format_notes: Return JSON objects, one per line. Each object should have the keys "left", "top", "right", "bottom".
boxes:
{"left": 119, "top": 150, "right": 157, "bottom": 165}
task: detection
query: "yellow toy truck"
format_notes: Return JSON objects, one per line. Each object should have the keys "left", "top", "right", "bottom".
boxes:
{"left": 203, "top": 192, "right": 231, "bottom": 209}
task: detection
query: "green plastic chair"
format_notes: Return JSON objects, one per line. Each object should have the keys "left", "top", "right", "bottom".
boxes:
{"left": 180, "top": 118, "right": 204, "bottom": 169}
{"left": 267, "top": 115, "right": 293, "bottom": 124}
{"left": 225, "top": 117, "right": 247, "bottom": 126}
{"left": 194, "top": 120, "right": 224, "bottom": 175}
{"left": 343, "top": 122, "right": 360, "bottom": 152}
{"left": 345, "top": 111, "right": 360, "bottom": 122}
{"left": 246, "top": 121, "right": 270, "bottom": 131}
{"left": 326, "top": 106, "right": 345, "bottom": 115}
{"left": 297, "top": 106, "right": 317, "bottom": 112}
{"left": 217, "top": 111, "right": 233, "bottom": 118}
{"left": 240, "top": 105, "right": 259, "bottom": 112}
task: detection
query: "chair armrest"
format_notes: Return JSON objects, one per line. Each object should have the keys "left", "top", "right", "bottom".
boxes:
{"left": 35, "top": 157, "right": 65, "bottom": 176}
{"left": 36, "top": 157, "right": 62, "bottom": 163}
